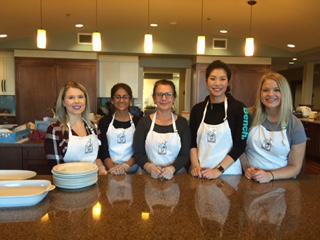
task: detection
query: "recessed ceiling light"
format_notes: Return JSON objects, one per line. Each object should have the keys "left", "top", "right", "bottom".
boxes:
{"left": 150, "top": 23, "right": 158, "bottom": 27}
{"left": 0, "top": 34, "right": 8, "bottom": 38}
{"left": 292, "top": 57, "right": 298, "bottom": 61}
{"left": 287, "top": 44, "right": 295, "bottom": 48}
{"left": 169, "top": 21, "right": 177, "bottom": 25}
{"left": 219, "top": 30, "right": 228, "bottom": 34}
{"left": 75, "top": 24, "right": 84, "bottom": 28}
{"left": 289, "top": 61, "right": 295, "bottom": 65}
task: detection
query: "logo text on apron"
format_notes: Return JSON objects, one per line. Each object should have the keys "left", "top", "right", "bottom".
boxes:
{"left": 117, "top": 130, "right": 126, "bottom": 144}
{"left": 85, "top": 138, "right": 93, "bottom": 153}
{"left": 158, "top": 141, "right": 167, "bottom": 155}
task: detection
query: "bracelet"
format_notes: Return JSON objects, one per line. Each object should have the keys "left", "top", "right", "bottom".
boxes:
{"left": 270, "top": 171, "right": 274, "bottom": 181}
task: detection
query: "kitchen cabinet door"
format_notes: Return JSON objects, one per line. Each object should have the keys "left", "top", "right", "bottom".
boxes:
{"left": 15, "top": 58, "right": 57, "bottom": 124}
{"left": 0, "top": 53, "right": 15, "bottom": 95}
{"left": 56, "top": 60, "right": 97, "bottom": 113}
{"left": 0, "top": 147, "right": 23, "bottom": 169}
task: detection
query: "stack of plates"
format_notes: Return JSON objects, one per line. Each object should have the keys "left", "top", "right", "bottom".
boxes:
{"left": 52, "top": 162, "right": 98, "bottom": 189}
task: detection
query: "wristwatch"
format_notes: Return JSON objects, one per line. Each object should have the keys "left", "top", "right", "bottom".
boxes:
{"left": 217, "top": 165, "right": 225, "bottom": 173}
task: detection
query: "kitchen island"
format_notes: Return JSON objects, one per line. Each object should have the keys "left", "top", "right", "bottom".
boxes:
{"left": 1, "top": 174, "right": 320, "bottom": 240}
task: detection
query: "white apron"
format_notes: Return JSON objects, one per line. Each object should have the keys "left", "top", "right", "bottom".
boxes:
{"left": 106, "top": 113, "right": 135, "bottom": 164}
{"left": 196, "top": 98, "right": 242, "bottom": 175}
{"left": 246, "top": 125, "right": 290, "bottom": 170}
{"left": 63, "top": 121, "right": 100, "bottom": 163}
{"left": 145, "top": 113, "right": 181, "bottom": 167}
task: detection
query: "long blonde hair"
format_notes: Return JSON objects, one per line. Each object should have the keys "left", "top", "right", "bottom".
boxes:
{"left": 55, "top": 81, "right": 92, "bottom": 131}
{"left": 252, "top": 72, "right": 293, "bottom": 129}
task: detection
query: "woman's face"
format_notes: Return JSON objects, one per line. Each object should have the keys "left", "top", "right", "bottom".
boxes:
{"left": 153, "top": 84, "right": 175, "bottom": 112}
{"left": 111, "top": 88, "right": 131, "bottom": 112}
{"left": 260, "top": 79, "right": 281, "bottom": 110}
{"left": 206, "top": 68, "right": 229, "bottom": 100}
{"left": 63, "top": 87, "right": 86, "bottom": 116}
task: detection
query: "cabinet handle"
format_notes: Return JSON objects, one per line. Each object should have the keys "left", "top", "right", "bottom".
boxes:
{"left": 4, "top": 79, "right": 6, "bottom": 92}
{"left": 1, "top": 80, "right": 3, "bottom": 92}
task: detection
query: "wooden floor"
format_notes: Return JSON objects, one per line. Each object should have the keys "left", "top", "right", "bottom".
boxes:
{"left": 304, "top": 156, "right": 320, "bottom": 174}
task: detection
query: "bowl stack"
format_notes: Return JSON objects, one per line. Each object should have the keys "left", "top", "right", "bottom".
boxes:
{"left": 52, "top": 162, "right": 98, "bottom": 189}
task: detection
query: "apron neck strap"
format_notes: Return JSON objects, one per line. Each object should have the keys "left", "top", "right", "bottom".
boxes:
{"left": 201, "top": 97, "right": 228, "bottom": 123}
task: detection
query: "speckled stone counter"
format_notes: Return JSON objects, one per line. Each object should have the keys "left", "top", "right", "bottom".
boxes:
{"left": 1, "top": 174, "right": 320, "bottom": 240}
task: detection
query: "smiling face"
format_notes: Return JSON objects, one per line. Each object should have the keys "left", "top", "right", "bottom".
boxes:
{"left": 260, "top": 79, "right": 282, "bottom": 110}
{"left": 206, "top": 68, "right": 229, "bottom": 102}
{"left": 63, "top": 87, "right": 86, "bottom": 116}
{"left": 111, "top": 87, "right": 131, "bottom": 112}
{"left": 153, "top": 84, "right": 175, "bottom": 112}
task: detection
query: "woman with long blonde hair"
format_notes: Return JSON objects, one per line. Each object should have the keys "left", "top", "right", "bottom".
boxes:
{"left": 241, "top": 72, "right": 306, "bottom": 183}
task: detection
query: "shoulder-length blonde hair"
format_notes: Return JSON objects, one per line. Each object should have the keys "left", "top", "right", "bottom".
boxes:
{"left": 252, "top": 72, "right": 293, "bottom": 129}
{"left": 55, "top": 81, "right": 92, "bottom": 131}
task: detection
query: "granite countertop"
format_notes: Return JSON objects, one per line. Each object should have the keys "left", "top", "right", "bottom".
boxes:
{"left": 1, "top": 174, "right": 320, "bottom": 239}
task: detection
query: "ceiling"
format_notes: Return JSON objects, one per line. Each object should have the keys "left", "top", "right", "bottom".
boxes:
{"left": 0, "top": 0, "right": 320, "bottom": 55}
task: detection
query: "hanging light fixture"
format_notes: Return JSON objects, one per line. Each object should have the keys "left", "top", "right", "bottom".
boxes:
{"left": 92, "top": 0, "right": 102, "bottom": 51}
{"left": 144, "top": 0, "right": 153, "bottom": 53}
{"left": 197, "top": 0, "right": 205, "bottom": 55}
{"left": 37, "top": 0, "right": 46, "bottom": 49}
{"left": 245, "top": 0, "right": 257, "bottom": 56}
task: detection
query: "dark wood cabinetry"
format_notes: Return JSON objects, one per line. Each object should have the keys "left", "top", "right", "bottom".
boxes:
{"left": 302, "top": 121, "right": 320, "bottom": 158}
{"left": 0, "top": 147, "right": 22, "bottom": 169}
{"left": 0, "top": 143, "right": 51, "bottom": 174}
{"left": 15, "top": 58, "right": 97, "bottom": 124}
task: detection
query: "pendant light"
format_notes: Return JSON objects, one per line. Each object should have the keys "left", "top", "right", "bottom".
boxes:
{"left": 37, "top": 0, "right": 46, "bottom": 49}
{"left": 245, "top": 0, "right": 257, "bottom": 56}
{"left": 197, "top": 0, "right": 205, "bottom": 55}
{"left": 92, "top": 0, "right": 102, "bottom": 51}
{"left": 144, "top": 0, "right": 153, "bottom": 54}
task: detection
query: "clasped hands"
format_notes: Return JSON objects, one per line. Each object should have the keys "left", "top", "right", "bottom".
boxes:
{"left": 109, "top": 163, "right": 130, "bottom": 175}
{"left": 145, "top": 163, "right": 175, "bottom": 180}
{"left": 191, "top": 166, "right": 222, "bottom": 180}
{"left": 245, "top": 167, "right": 273, "bottom": 183}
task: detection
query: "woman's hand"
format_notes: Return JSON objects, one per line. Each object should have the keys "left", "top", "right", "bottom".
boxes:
{"left": 109, "top": 164, "right": 129, "bottom": 175}
{"left": 251, "top": 169, "right": 273, "bottom": 183}
{"left": 245, "top": 167, "right": 257, "bottom": 180}
{"left": 144, "top": 162, "right": 162, "bottom": 179}
{"left": 160, "top": 166, "right": 175, "bottom": 180}
{"left": 191, "top": 166, "right": 202, "bottom": 178}
{"left": 201, "top": 168, "right": 222, "bottom": 180}
{"left": 98, "top": 165, "right": 108, "bottom": 175}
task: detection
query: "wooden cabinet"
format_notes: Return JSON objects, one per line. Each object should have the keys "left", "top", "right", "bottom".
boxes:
{"left": 0, "top": 52, "right": 15, "bottom": 95}
{"left": 22, "top": 146, "right": 51, "bottom": 174}
{"left": 0, "top": 147, "right": 22, "bottom": 169}
{"left": 302, "top": 121, "right": 320, "bottom": 158}
{"left": 191, "top": 63, "right": 269, "bottom": 107}
{"left": 98, "top": 55, "right": 139, "bottom": 97}
{"left": 15, "top": 58, "right": 97, "bottom": 124}
{"left": 0, "top": 143, "right": 51, "bottom": 174}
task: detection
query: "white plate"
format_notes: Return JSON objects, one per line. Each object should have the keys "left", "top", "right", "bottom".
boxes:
{"left": 52, "top": 162, "right": 98, "bottom": 175}
{"left": 0, "top": 180, "right": 55, "bottom": 208}
{"left": 53, "top": 178, "right": 97, "bottom": 190}
{"left": 0, "top": 170, "right": 37, "bottom": 180}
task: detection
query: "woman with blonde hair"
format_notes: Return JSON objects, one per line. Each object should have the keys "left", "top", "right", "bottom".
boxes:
{"left": 241, "top": 72, "right": 306, "bottom": 183}
{"left": 45, "top": 81, "right": 107, "bottom": 174}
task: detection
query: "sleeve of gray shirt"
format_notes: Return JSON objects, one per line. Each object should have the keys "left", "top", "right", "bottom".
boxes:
{"left": 287, "top": 114, "right": 307, "bottom": 146}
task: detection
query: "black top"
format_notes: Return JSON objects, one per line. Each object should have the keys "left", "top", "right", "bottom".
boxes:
{"left": 189, "top": 95, "right": 249, "bottom": 161}
{"left": 133, "top": 114, "right": 191, "bottom": 172}
{"left": 98, "top": 114, "right": 140, "bottom": 160}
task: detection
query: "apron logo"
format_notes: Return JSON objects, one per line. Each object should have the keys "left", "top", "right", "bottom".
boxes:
{"left": 207, "top": 129, "right": 216, "bottom": 143}
{"left": 261, "top": 139, "right": 272, "bottom": 151}
{"left": 85, "top": 138, "right": 93, "bottom": 153}
{"left": 117, "top": 131, "right": 126, "bottom": 144}
{"left": 158, "top": 141, "right": 167, "bottom": 155}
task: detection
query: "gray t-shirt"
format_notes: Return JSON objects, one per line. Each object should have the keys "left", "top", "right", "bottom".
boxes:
{"left": 262, "top": 114, "right": 307, "bottom": 147}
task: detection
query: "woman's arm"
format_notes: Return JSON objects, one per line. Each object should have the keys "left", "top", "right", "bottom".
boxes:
{"left": 133, "top": 118, "right": 149, "bottom": 169}
{"left": 252, "top": 143, "right": 306, "bottom": 183}
{"left": 201, "top": 155, "right": 235, "bottom": 179}
{"left": 190, "top": 148, "right": 202, "bottom": 177}
{"left": 44, "top": 123, "right": 67, "bottom": 164}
